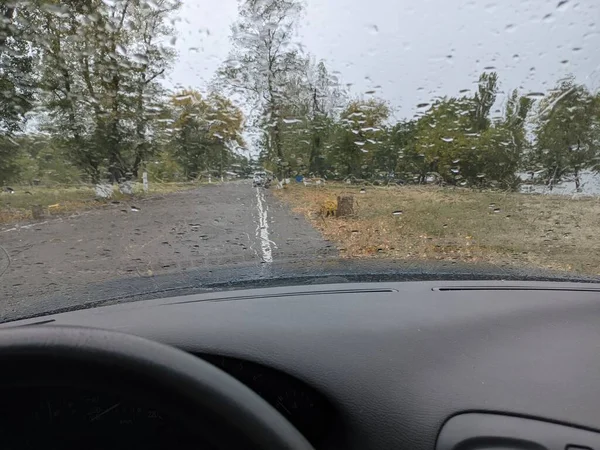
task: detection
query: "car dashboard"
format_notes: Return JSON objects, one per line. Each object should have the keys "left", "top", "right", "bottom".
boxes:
{"left": 3, "top": 280, "right": 600, "bottom": 449}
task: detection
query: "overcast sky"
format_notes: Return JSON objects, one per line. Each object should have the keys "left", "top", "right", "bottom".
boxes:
{"left": 167, "top": 0, "right": 599, "bottom": 121}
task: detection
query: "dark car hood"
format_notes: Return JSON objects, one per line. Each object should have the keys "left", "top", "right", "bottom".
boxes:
{"left": 2, "top": 258, "right": 598, "bottom": 323}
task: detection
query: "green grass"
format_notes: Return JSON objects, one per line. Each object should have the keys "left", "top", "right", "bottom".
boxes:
{"left": 275, "top": 183, "right": 600, "bottom": 275}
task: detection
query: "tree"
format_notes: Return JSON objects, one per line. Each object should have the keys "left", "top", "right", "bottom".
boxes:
{"left": 36, "top": 0, "right": 180, "bottom": 182}
{"left": 217, "top": 0, "right": 303, "bottom": 173}
{"left": 391, "top": 120, "right": 419, "bottom": 180}
{"left": 168, "top": 90, "right": 245, "bottom": 179}
{"left": 273, "top": 57, "right": 345, "bottom": 177}
{"left": 0, "top": 1, "right": 38, "bottom": 184}
{"left": 327, "top": 98, "right": 390, "bottom": 178}
{"left": 410, "top": 77, "right": 530, "bottom": 189}
{"left": 411, "top": 96, "right": 474, "bottom": 184}
{"left": 471, "top": 72, "right": 498, "bottom": 132}
{"left": 301, "top": 59, "right": 345, "bottom": 175}
{"left": 529, "top": 79, "right": 599, "bottom": 190}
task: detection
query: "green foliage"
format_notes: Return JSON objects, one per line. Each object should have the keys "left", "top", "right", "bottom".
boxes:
{"left": 36, "top": 0, "right": 181, "bottom": 182}
{"left": 326, "top": 99, "right": 390, "bottom": 178}
{"left": 528, "top": 79, "right": 600, "bottom": 189}
{"left": 167, "top": 90, "right": 246, "bottom": 179}
{"left": 407, "top": 74, "right": 532, "bottom": 189}
{"left": 0, "top": 0, "right": 598, "bottom": 194}
{"left": 146, "top": 150, "right": 185, "bottom": 182}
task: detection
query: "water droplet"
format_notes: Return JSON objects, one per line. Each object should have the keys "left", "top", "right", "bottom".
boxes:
{"left": 131, "top": 206, "right": 140, "bottom": 212}
{"left": 560, "top": 59, "right": 569, "bottom": 64}
{"left": 493, "top": 208, "right": 501, "bottom": 213}
{"left": 557, "top": 0, "right": 570, "bottom": 12}
{"left": 131, "top": 53, "right": 150, "bottom": 64}
{"left": 360, "top": 188, "right": 366, "bottom": 194}
{"left": 441, "top": 137, "right": 454, "bottom": 143}
{"left": 477, "top": 173, "right": 486, "bottom": 178}
{"left": 485, "top": 3, "right": 497, "bottom": 13}
{"left": 392, "top": 210, "right": 403, "bottom": 216}
{"left": 365, "top": 90, "right": 376, "bottom": 95}
{"left": 42, "top": 3, "right": 71, "bottom": 18}
{"left": 368, "top": 24, "right": 379, "bottom": 34}
{"left": 417, "top": 103, "right": 430, "bottom": 108}
{"left": 483, "top": 66, "right": 496, "bottom": 70}
{"left": 512, "top": 54, "right": 520, "bottom": 61}
{"left": 354, "top": 141, "right": 366, "bottom": 146}
{"left": 572, "top": 46, "right": 582, "bottom": 52}
{"left": 282, "top": 118, "right": 302, "bottom": 124}
{"left": 526, "top": 92, "right": 545, "bottom": 98}
{"left": 543, "top": 13, "right": 555, "bottom": 23}
{"left": 505, "top": 24, "right": 516, "bottom": 32}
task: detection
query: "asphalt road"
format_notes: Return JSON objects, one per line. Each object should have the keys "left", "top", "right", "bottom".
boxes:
{"left": 0, "top": 181, "right": 336, "bottom": 320}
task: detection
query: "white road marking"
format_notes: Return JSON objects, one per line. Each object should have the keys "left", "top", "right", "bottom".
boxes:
{"left": 255, "top": 187, "right": 273, "bottom": 263}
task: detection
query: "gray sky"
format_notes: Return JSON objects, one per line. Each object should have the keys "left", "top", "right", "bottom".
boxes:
{"left": 168, "top": 0, "right": 600, "bottom": 121}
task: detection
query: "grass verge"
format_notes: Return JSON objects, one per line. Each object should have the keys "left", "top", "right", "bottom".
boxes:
{"left": 274, "top": 183, "right": 600, "bottom": 275}
{"left": 0, "top": 181, "right": 202, "bottom": 225}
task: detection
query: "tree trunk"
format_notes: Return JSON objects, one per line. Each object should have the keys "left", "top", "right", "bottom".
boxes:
{"left": 309, "top": 132, "right": 321, "bottom": 175}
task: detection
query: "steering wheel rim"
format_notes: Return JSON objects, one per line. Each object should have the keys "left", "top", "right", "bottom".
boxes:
{"left": 0, "top": 326, "right": 315, "bottom": 450}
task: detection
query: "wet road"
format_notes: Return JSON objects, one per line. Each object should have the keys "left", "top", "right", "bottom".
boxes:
{"left": 0, "top": 181, "right": 335, "bottom": 320}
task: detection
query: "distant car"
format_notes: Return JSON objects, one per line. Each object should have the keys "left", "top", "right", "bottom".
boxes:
{"left": 252, "top": 171, "right": 267, "bottom": 187}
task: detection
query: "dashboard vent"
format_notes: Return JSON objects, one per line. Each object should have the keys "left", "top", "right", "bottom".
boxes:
{"left": 434, "top": 286, "right": 600, "bottom": 292}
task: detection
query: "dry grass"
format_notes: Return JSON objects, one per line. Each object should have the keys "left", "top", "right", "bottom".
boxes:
{"left": 0, "top": 181, "right": 201, "bottom": 225}
{"left": 275, "top": 183, "right": 600, "bottom": 275}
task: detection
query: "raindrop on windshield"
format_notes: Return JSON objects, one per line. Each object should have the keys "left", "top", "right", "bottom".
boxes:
{"left": 485, "top": 3, "right": 497, "bottom": 13}
{"left": 557, "top": 0, "right": 570, "bottom": 12}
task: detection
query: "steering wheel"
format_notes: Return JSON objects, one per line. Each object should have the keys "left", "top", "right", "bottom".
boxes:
{"left": 0, "top": 326, "right": 315, "bottom": 450}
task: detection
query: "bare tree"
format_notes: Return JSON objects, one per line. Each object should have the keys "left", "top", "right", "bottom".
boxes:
{"left": 217, "top": 0, "right": 303, "bottom": 172}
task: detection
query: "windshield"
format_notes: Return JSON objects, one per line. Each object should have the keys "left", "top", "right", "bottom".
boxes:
{"left": 0, "top": 0, "right": 599, "bottom": 321}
